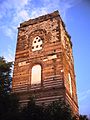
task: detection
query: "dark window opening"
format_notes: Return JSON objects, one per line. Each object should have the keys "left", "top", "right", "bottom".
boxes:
{"left": 40, "top": 44, "right": 42, "bottom": 47}
{"left": 34, "top": 41, "right": 36, "bottom": 43}
{"left": 36, "top": 45, "right": 38, "bottom": 48}
{"left": 36, "top": 37, "right": 38, "bottom": 39}
{"left": 38, "top": 39, "right": 41, "bottom": 42}
{"left": 32, "top": 46, "right": 34, "bottom": 49}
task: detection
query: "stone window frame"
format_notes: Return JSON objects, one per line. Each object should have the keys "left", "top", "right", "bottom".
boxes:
{"left": 32, "top": 36, "right": 43, "bottom": 51}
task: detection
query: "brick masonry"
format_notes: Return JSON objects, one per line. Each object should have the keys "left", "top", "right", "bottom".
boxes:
{"left": 12, "top": 10, "right": 79, "bottom": 115}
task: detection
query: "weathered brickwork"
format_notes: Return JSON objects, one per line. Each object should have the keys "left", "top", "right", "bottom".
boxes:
{"left": 13, "top": 10, "right": 79, "bottom": 115}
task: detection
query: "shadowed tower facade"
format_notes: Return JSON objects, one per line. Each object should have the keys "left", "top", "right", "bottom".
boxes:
{"left": 13, "top": 11, "right": 79, "bottom": 115}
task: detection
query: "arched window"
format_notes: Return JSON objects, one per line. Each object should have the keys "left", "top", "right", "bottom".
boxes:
{"left": 31, "top": 64, "right": 41, "bottom": 85}
{"left": 32, "top": 36, "right": 43, "bottom": 51}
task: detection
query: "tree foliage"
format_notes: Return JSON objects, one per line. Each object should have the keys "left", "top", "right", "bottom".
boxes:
{"left": 0, "top": 56, "right": 12, "bottom": 94}
{"left": 44, "top": 100, "right": 74, "bottom": 120}
{"left": 0, "top": 93, "right": 20, "bottom": 120}
{"left": 20, "top": 97, "right": 76, "bottom": 120}
{"left": 0, "top": 56, "right": 20, "bottom": 120}
{"left": 79, "top": 114, "right": 89, "bottom": 120}
{"left": 21, "top": 96, "right": 44, "bottom": 120}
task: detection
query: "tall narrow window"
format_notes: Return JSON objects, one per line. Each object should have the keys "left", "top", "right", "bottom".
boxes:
{"left": 68, "top": 73, "right": 72, "bottom": 95}
{"left": 31, "top": 65, "right": 41, "bottom": 85}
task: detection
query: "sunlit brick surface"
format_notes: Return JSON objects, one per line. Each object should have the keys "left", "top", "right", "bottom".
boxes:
{"left": 13, "top": 11, "right": 79, "bottom": 115}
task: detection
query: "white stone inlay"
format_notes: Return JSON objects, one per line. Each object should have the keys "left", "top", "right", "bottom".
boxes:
{"left": 43, "top": 54, "right": 57, "bottom": 61}
{"left": 18, "top": 61, "right": 26, "bottom": 66}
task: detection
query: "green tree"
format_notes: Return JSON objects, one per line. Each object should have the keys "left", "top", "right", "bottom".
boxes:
{"left": 0, "top": 56, "right": 20, "bottom": 120}
{"left": 79, "top": 114, "right": 89, "bottom": 120}
{"left": 0, "top": 93, "right": 20, "bottom": 120}
{"left": 44, "top": 100, "right": 74, "bottom": 120}
{"left": 22, "top": 96, "right": 44, "bottom": 120}
{"left": 21, "top": 97, "right": 76, "bottom": 120}
{"left": 0, "top": 56, "right": 12, "bottom": 94}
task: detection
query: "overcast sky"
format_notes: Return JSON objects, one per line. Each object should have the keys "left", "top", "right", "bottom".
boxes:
{"left": 0, "top": 0, "right": 90, "bottom": 115}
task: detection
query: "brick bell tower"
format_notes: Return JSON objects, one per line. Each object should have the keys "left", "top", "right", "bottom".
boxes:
{"left": 12, "top": 11, "right": 79, "bottom": 114}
